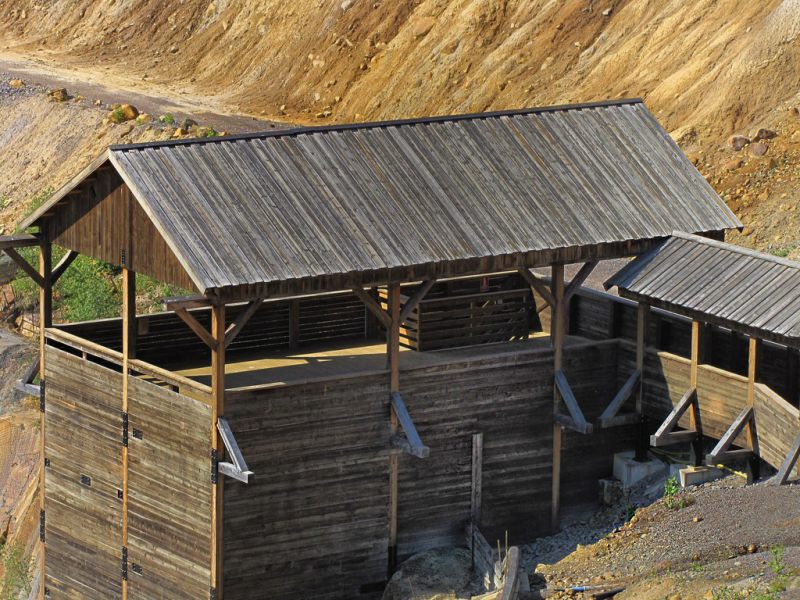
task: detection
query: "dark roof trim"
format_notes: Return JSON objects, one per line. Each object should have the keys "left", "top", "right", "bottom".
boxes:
{"left": 108, "top": 98, "right": 645, "bottom": 151}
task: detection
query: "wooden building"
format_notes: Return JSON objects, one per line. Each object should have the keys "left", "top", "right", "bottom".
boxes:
{"left": 7, "top": 99, "right": 798, "bottom": 600}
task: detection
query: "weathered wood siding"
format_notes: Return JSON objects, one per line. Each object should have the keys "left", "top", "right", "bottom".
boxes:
{"left": 754, "top": 385, "right": 800, "bottom": 477}
{"left": 221, "top": 341, "right": 633, "bottom": 598}
{"left": 44, "top": 347, "right": 123, "bottom": 599}
{"left": 45, "top": 171, "right": 196, "bottom": 291}
{"left": 223, "top": 375, "right": 391, "bottom": 600}
{"left": 126, "top": 376, "right": 212, "bottom": 600}
{"left": 56, "top": 292, "right": 368, "bottom": 366}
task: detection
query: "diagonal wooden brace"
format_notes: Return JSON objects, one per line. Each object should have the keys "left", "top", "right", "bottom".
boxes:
{"left": 598, "top": 369, "right": 641, "bottom": 427}
{"left": 706, "top": 406, "right": 754, "bottom": 464}
{"left": 650, "top": 388, "right": 699, "bottom": 447}
{"left": 390, "top": 392, "right": 430, "bottom": 458}
{"left": 555, "top": 370, "right": 592, "bottom": 434}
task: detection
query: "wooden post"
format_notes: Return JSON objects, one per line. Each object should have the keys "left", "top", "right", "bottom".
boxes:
{"left": 550, "top": 264, "right": 564, "bottom": 531}
{"left": 635, "top": 303, "right": 650, "bottom": 460}
{"left": 210, "top": 304, "right": 226, "bottom": 599}
{"left": 387, "top": 283, "right": 400, "bottom": 573}
{"left": 689, "top": 321, "right": 704, "bottom": 466}
{"left": 470, "top": 432, "right": 483, "bottom": 567}
{"left": 38, "top": 240, "right": 52, "bottom": 600}
{"left": 746, "top": 337, "right": 760, "bottom": 479}
{"left": 121, "top": 268, "right": 135, "bottom": 600}
{"left": 785, "top": 348, "right": 799, "bottom": 407}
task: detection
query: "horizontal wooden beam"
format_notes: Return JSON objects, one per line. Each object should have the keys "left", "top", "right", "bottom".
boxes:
{"left": 174, "top": 307, "right": 217, "bottom": 349}
{"left": 224, "top": 298, "right": 264, "bottom": 349}
{"left": 598, "top": 369, "right": 640, "bottom": 427}
{"left": 352, "top": 286, "right": 392, "bottom": 329}
{"left": 706, "top": 448, "right": 753, "bottom": 465}
{"left": 555, "top": 413, "right": 593, "bottom": 435}
{"left": 517, "top": 267, "right": 555, "bottom": 308}
{"left": 399, "top": 279, "right": 436, "bottom": 324}
{"left": 651, "top": 430, "right": 699, "bottom": 448}
{"left": 706, "top": 406, "right": 753, "bottom": 464}
{"left": 51, "top": 250, "right": 78, "bottom": 284}
{"left": 554, "top": 370, "right": 592, "bottom": 434}
{"left": 390, "top": 392, "right": 429, "bottom": 459}
{"left": 564, "top": 260, "right": 598, "bottom": 303}
{"left": 15, "top": 380, "right": 40, "bottom": 397}
{"left": 0, "top": 234, "right": 40, "bottom": 249}
{"left": 774, "top": 431, "right": 800, "bottom": 485}
{"left": 163, "top": 295, "right": 212, "bottom": 311}
{"left": 4, "top": 248, "right": 43, "bottom": 287}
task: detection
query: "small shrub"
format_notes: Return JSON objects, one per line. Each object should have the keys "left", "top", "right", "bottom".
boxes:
{"left": 159, "top": 113, "right": 175, "bottom": 125}
{"left": 1, "top": 542, "right": 31, "bottom": 600}
{"left": 663, "top": 476, "right": 693, "bottom": 510}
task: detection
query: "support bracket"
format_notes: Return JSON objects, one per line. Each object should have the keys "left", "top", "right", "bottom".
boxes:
{"left": 390, "top": 392, "right": 430, "bottom": 458}
{"left": 352, "top": 286, "right": 392, "bottom": 329}
{"left": 773, "top": 430, "right": 800, "bottom": 485}
{"left": 174, "top": 307, "right": 217, "bottom": 350}
{"left": 650, "top": 388, "right": 700, "bottom": 447}
{"left": 399, "top": 279, "right": 436, "bottom": 325}
{"left": 554, "top": 370, "right": 592, "bottom": 434}
{"left": 597, "top": 369, "right": 641, "bottom": 428}
{"left": 517, "top": 268, "right": 554, "bottom": 308}
{"left": 705, "top": 406, "right": 754, "bottom": 464}
{"left": 217, "top": 417, "right": 254, "bottom": 483}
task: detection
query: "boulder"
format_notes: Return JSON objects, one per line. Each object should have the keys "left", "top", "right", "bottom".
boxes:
{"left": 752, "top": 128, "right": 777, "bottom": 141}
{"left": 181, "top": 118, "right": 198, "bottom": 130}
{"left": 749, "top": 142, "right": 768, "bottom": 157}
{"left": 728, "top": 135, "right": 750, "bottom": 151}
{"left": 47, "top": 88, "right": 70, "bottom": 102}
{"left": 108, "top": 104, "right": 139, "bottom": 124}
{"left": 8, "top": 79, "right": 24, "bottom": 89}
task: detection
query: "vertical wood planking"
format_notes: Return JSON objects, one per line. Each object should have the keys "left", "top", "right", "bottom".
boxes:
{"left": 39, "top": 241, "right": 52, "bottom": 600}
{"left": 747, "top": 337, "right": 760, "bottom": 452}
{"left": 387, "top": 283, "right": 400, "bottom": 573}
{"left": 122, "top": 268, "right": 135, "bottom": 600}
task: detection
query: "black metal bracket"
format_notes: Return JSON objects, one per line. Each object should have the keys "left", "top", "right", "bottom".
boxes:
{"left": 131, "top": 563, "right": 143, "bottom": 576}
{"left": 210, "top": 448, "right": 218, "bottom": 484}
{"left": 39, "top": 380, "right": 46, "bottom": 413}
{"left": 39, "top": 510, "right": 45, "bottom": 543}
{"left": 122, "top": 412, "right": 129, "bottom": 447}
{"left": 210, "top": 587, "right": 217, "bottom": 600}
{"left": 122, "top": 546, "right": 128, "bottom": 581}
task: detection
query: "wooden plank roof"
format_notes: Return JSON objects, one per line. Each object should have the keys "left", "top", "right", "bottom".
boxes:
{"left": 606, "top": 232, "right": 800, "bottom": 347}
{"left": 23, "top": 99, "right": 740, "bottom": 298}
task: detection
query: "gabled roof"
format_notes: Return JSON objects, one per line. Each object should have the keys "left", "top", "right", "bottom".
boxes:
{"left": 23, "top": 99, "right": 741, "bottom": 298}
{"left": 606, "top": 232, "right": 800, "bottom": 347}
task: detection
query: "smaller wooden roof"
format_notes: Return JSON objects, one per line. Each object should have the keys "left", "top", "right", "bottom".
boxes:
{"left": 606, "top": 232, "right": 800, "bottom": 347}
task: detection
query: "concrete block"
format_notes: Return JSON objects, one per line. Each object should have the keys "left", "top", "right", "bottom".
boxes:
{"left": 598, "top": 478, "right": 623, "bottom": 506}
{"left": 678, "top": 465, "right": 725, "bottom": 488}
{"left": 613, "top": 450, "right": 665, "bottom": 489}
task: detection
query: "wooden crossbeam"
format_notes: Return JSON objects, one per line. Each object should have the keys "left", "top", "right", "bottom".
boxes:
{"left": 352, "top": 286, "right": 392, "bottom": 329}
{"left": 517, "top": 268, "right": 555, "bottom": 308}
{"left": 4, "top": 248, "right": 44, "bottom": 287}
{"left": 163, "top": 294, "right": 212, "bottom": 311}
{"left": 399, "top": 279, "right": 436, "bottom": 324}
{"left": 15, "top": 356, "right": 41, "bottom": 396}
{"left": 175, "top": 308, "right": 217, "bottom": 349}
{"left": 51, "top": 250, "right": 78, "bottom": 284}
{"left": 390, "top": 392, "right": 429, "bottom": 458}
{"left": 224, "top": 299, "right": 264, "bottom": 349}
{"left": 706, "top": 406, "right": 754, "bottom": 464}
{"left": 598, "top": 369, "right": 641, "bottom": 427}
{"left": 554, "top": 370, "right": 592, "bottom": 434}
{"left": 564, "top": 260, "right": 598, "bottom": 302}
{"left": 774, "top": 431, "right": 800, "bottom": 485}
{"left": 0, "top": 234, "right": 39, "bottom": 250}
{"left": 650, "top": 388, "right": 698, "bottom": 447}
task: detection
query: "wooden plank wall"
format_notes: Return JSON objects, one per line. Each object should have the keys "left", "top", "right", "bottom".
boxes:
{"left": 222, "top": 374, "right": 391, "bottom": 600}
{"left": 43, "top": 344, "right": 213, "bottom": 600}
{"left": 44, "top": 347, "right": 123, "bottom": 599}
{"left": 221, "top": 341, "right": 633, "bottom": 599}
{"left": 126, "top": 376, "right": 212, "bottom": 600}
{"left": 56, "top": 292, "right": 368, "bottom": 365}
{"left": 753, "top": 385, "right": 800, "bottom": 477}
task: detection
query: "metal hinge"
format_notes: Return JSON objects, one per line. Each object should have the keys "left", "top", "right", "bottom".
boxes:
{"left": 122, "top": 412, "right": 129, "bottom": 447}
{"left": 121, "top": 546, "right": 128, "bottom": 581}
{"left": 39, "top": 380, "right": 46, "bottom": 413}
{"left": 120, "top": 248, "right": 127, "bottom": 267}
{"left": 210, "top": 448, "right": 218, "bottom": 485}
{"left": 210, "top": 587, "right": 217, "bottom": 600}
{"left": 39, "top": 510, "right": 45, "bottom": 543}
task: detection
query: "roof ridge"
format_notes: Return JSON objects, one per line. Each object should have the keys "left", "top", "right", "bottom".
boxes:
{"left": 108, "top": 98, "right": 644, "bottom": 152}
{"left": 671, "top": 231, "right": 800, "bottom": 270}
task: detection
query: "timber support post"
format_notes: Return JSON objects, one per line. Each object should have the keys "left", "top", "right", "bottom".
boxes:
{"left": 121, "top": 267, "right": 135, "bottom": 600}
{"left": 211, "top": 303, "right": 226, "bottom": 599}
{"left": 550, "top": 264, "right": 564, "bottom": 531}
{"left": 635, "top": 303, "right": 650, "bottom": 461}
{"left": 387, "top": 283, "right": 401, "bottom": 574}
{"left": 689, "top": 321, "right": 705, "bottom": 466}
{"left": 747, "top": 336, "right": 761, "bottom": 481}
{"left": 38, "top": 238, "right": 52, "bottom": 600}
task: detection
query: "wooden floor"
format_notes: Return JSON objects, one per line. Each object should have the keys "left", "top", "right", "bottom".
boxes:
{"left": 173, "top": 332, "right": 578, "bottom": 390}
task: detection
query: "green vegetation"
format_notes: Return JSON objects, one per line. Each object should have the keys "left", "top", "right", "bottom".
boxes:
{"left": 18, "top": 186, "right": 54, "bottom": 229}
{"left": 711, "top": 545, "right": 793, "bottom": 600}
{"left": 159, "top": 113, "right": 175, "bottom": 125}
{"left": 769, "top": 243, "right": 797, "bottom": 258}
{"left": 200, "top": 127, "right": 220, "bottom": 138}
{"left": 0, "top": 541, "right": 31, "bottom": 600}
{"left": 111, "top": 106, "right": 127, "bottom": 123}
{"left": 663, "top": 476, "right": 693, "bottom": 510}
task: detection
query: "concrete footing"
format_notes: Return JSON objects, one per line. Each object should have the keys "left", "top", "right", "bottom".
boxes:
{"left": 613, "top": 450, "right": 665, "bottom": 489}
{"left": 669, "top": 464, "right": 726, "bottom": 488}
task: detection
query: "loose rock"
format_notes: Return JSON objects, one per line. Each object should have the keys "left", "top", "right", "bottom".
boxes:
{"left": 725, "top": 158, "right": 744, "bottom": 171}
{"left": 8, "top": 79, "right": 24, "bottom": 89}
{"left": 728, "top": 135, "right": 750, "bottom": 151}
{"left": 749, "top": 142, "right": 768, "bottom": 157}
{"left": 752, "top": 128, "right": 777, "bottom": 141}
{"left": 108, "top": 104, "right": 139, "bottom": 123}
{"left": 47, "top": 88, "right": 70, "bottom": 102}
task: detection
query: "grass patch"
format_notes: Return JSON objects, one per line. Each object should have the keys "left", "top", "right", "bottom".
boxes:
{"left": 663, "top": 476, "right": 694, "bottom": 510}
{"left": 0, "top": 541, "right": 31, "bottom": 600}
{"left": 711, "top": 545, "right": 794, "bottom": 600}
{"left": 159, "top": 113, "right": 175, "bottom": 125}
